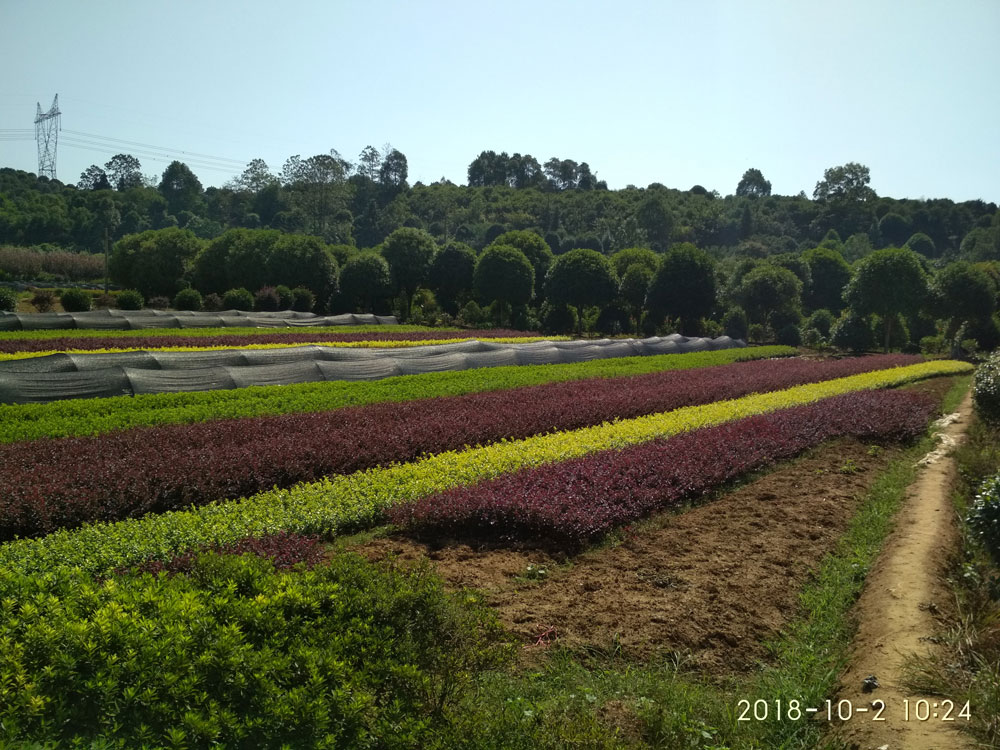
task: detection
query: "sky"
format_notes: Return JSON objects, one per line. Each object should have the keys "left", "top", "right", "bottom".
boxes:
{"left": 1, "top": 0, "right": 998, "bottom": 202}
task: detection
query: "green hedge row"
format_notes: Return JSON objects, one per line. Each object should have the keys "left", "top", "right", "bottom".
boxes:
{"left": 0, "top": 346, "right": 795, "bottom": 442}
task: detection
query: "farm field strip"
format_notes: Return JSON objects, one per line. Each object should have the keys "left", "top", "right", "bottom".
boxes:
{"left": 0, "top": 328, "right": 546, "bottom": 355}
{"left": 0, "top": 354, "right": 924, "bottom": 540}
{"left": 0, "top": 335, "right": 561, "bottom": 360}
{"left": 0, "top": 358, "right": 971, "bottom": 579}
{"left": 0, "top": 323, "right": 442, "bottom": 342}
{"left": 391, "top": 389, "right": 937, "bottom": 545}
{"left": 0, "top": 346, "right": 794, "bottom": 442}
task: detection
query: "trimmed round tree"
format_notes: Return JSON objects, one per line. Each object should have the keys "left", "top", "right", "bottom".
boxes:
{"left": 429, "top": 241, "right": 476, "bottom": 315}
{"left": 843, "top": 247, "right": 927, "bottom": 353}
{"left": 488, "top": 231, "right": 554, "bottom": 294}
{"left": 802, "top": 246, "right": 853, "bottom": 313}
{"left": 929, "top": 261, "right": 996, "bottom": 350}
{"left": 473, "top": 244, "right": 534, "bottom": 327}
{"left": 340, "top": 252, "right": 392, "bottom": 313}
{"left": 734, "top": 263, "right": 803, "bottom": 333}
{"left": 646, "top": 243, "right": 716, "bottom": 335}
{"left": 544, "top": 248, "right": 617, "bottom": 336}
{"left": 620, "top": 264, "right": 653, "bottom": 335}
{"left": 610, "top": 247, "right": 659, "bottom": 279}
{"left": 380, "top": 227, "right": 436, "bottom": 321}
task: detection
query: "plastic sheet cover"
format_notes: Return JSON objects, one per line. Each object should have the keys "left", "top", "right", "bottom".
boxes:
{"left": 0, "top": 309, "right": 400, "bottom": 331}
{"left": 0, "top": 335, "right": 746, "bottom": 404}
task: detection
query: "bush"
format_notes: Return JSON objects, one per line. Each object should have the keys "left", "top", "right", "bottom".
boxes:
{"left": 801, "top": 327, "right": 825, "bottom": 348}
{"left": 222, "top": 287, "right": 254, "bottom": 311}
{"left": 0, "top": 287, "right": 16, "bottom": 312}
{"left": 457, "top": 300, "right": 487, "bottom": 328}
{"left": 254, "top": 285, "right": 281, "bottom": 312}
{"left": 777, "top": 322, "right": 802, "bottom": 347}
{"left": 920, "top": 335, "right": 946, "bottom": 356}
{"left": 722, "top": 307, "right": 749, "bottom": 340}
{"left": 116, "top": 289, "right": 144, "bottom": 310}
{"left": 59, "top": 288, "right": 92, "bottom": 312}
{"left": 541, "top": 302, "right": 578, "bottom": 335}
{"left": 973, "top": 351, "right": 1000, "bottom": 426}
{"left": 831, "top": 313, "right": 875, "bottom": 353}
{"left": 275, "top": 284, "right": 294, "bottom": 310}
{"left": 805, "top": 308, "right": 836, "bottom": 338}
{"left": 172, "top": 287, "right": 203, "bottom": 311}
{"left": 291, "top": 286, "right": 315, "bottom": 313}
{"left": 203, "top": 292, "right": 223, "bottom": 312}
{"left": 0, "top": 551, "right": 512, "bottom": 748}
{"left": 29, "top": 288, "right": 55, "bottom": 312}
{"left": 748, "top": 323, "right": 767, "bottom": 343}
{"left": 146, "top": 295, "right": 170, "bottom": 310}
{"left": 968, "top": 473, "right": 1000, "bottom": 564}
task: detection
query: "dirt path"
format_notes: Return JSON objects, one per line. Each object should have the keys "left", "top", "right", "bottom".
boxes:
{"left": 831, "top": 391, "right": 975, "bottom": 750}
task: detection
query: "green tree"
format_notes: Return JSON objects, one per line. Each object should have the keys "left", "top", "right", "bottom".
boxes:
{"left": 158, "top": 161, "right": 204, "bottom": 216}
{"left": 267, "top": 234, "right": 339, "bottom": 306}
{"left": 843, "top": 247, "right": 928, "bottom": 352}
{"left": 929, "top": 261, "right": 996, "bottom": 348}
{"left": 610, "top": 246, "right": 658, "bottom": 279}
{"left": 488, "top": 230, "right": 554, "bottom": 294}
{"left": 620, "top": 264, "right": 653, "bottom": 334}
{"left": 429, "top": 241, "right": 476, "bottom": 315}
{"left": 735, "top": 168, "right": 771, "bottom": 198}
{"left": 904, "top": 232, "right": 937, "bottom": 258}
{"left": 340, "top": 252, "right": 392, "bottom": 312}
{"left": 544, "top": 248, "right": 617, "bottom": 336}
{"left": 380, "top": 227, "right": 436, "bottom": 321}
{"left": 645, "top": 244, "right": 716, "bottom": 335}
{"left": 635, "top": 193, "right": 674, "bottom": 251}
{"left": 813, "top": 162, "right": 876, "bottom": 203}
{"left": 78, "top": 165, "right": 112, "bottom": 191}
{"left": 734, "top": 263, "right": 803, "bottom": 331}
{"left": 878, "top": 212, "right": 911, "bottom": 247}
{"left": 110, "top": 227, "right": 203, "bottom": 299}
{"left": 105, "top": 154, "right": 144, "bottom": 191}
{"left": 801, "top": 246, "right": 853, "bottom": 313}
{"left": 473, "top": 245, "right": 534, "bottom": 326}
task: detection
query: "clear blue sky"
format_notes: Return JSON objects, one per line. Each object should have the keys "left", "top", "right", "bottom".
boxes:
{"left": 2, "top": 0, "right": 998, "bottom": 202}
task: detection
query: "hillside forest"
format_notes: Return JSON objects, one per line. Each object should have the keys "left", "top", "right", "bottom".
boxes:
{"left": 1, "top": 148, "right": 998, "bottom": 354}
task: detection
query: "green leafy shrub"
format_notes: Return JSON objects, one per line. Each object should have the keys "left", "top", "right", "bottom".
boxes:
{"left": 968, "top": 473, "right": 1000, "bottom": 563}
{"left": 0, "top": 287, "right": 16, "bottom": 312}
{"left": 275, "top": 284, "right": 294, "bottom": 310}
{"left": 115, "top": 289, "right": 144, "bottom": 310}
{"left": 722, "top": 307, "right": 748, "bottom": 340}
{"left": 973, "top": 351, "right": 1000, "bottom": 425}
{"left": 457, "top": 300, "right": 487, "bottom": 328}
{"left": 0, "top": 551, "right": 512, "bottom": 748}
{"left": 254, "top": 285, "right": 280, "bottom": 312}
{"left": 59, "top": 287, "right": 92, "bottom": 312}
{"left": 291, "top": 286, "right": 315, "bottom": 312}
{"left": 203, "top": 292, "right": 223, "bottom": 311}
{"left": 920, "top": 335, "right": 946, "bottom": 356}
{"left": 777, "top": 322, "right": 802, "bottom": 347}
{"left": 172, "top": 287, "right": 203, "bottom": 311}
{"left": 222, "top": 287, "right": 254, "bottom": 311}
{"left": 831, "top": 312, "right": 875, "bottom": 353}
{"left": 29, "top": 288, "right": 55, "bottom": 312}
{"left": 805, "top": 308, "right": 836, "bottom": 338}
{"left": 540, "top": 302, "right": 577, "bottom": 335}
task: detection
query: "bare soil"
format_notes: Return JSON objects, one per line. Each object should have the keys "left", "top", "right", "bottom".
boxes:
{"left": 829, "top": 391, "right": 975, "bottom": 750}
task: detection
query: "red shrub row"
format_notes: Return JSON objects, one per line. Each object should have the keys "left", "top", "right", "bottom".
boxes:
{"left": 390, "top": 389, "right": 937, "bottom": 546}
{"left": 0, "top": 329, "right": 536, "bottom": 354}
{"left": 116, "top": 531, "right": 326, "bottom": 577}
{"left": 0, "top": 354, "right": 920, "bottom": 540}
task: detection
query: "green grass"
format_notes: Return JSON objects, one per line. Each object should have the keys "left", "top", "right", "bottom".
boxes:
{"left": 0, "top": 345, "right": 795, "bottom": 443}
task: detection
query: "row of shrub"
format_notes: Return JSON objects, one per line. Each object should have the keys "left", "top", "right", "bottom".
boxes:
{"left": 0, "top": 549, "right": 511, "bottom": 748}
{"left": 1, "top": 353, "right": 910, "bottom": 539}
{"left": 0, "top": 346, "right": 792, "bottom": 443}
{"left": 0, "top": 359, "right": 972, "bottom": 582}
{"left": 0, "top": 329, "right": 545, "bottom": 356}
{"left": 392, "top": 389, "right": 938, "bottom": 545}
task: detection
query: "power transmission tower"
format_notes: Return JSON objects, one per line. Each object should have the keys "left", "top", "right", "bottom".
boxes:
{"left": 34, "top": 94, "right": 61, "bottom": 180}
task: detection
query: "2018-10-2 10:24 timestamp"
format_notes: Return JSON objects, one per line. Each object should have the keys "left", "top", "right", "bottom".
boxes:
{"left": 737, "top": 698, "right": 971, "bottom": 722}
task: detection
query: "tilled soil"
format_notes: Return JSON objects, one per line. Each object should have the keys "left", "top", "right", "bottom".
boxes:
{"left": 359, "top": 438, "right": 900, "bottom": 673}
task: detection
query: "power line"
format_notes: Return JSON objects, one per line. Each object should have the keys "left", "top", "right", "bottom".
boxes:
{"left": 62, "top": 129, "right": 248, "bottom": 166}
{"left": 59, "top": 138, "right": 242, "bottom": 175}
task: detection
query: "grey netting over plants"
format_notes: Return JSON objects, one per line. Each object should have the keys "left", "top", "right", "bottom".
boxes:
{"left": 0, "top": 334, "right": 746, "bottom": 403}
{"left": 0, "top": 309, "right": 400, "bottom": 331}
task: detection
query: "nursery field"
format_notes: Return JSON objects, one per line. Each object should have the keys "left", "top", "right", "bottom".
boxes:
{"left": 0, "top": 325, "right": 977, "bottom": 749}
